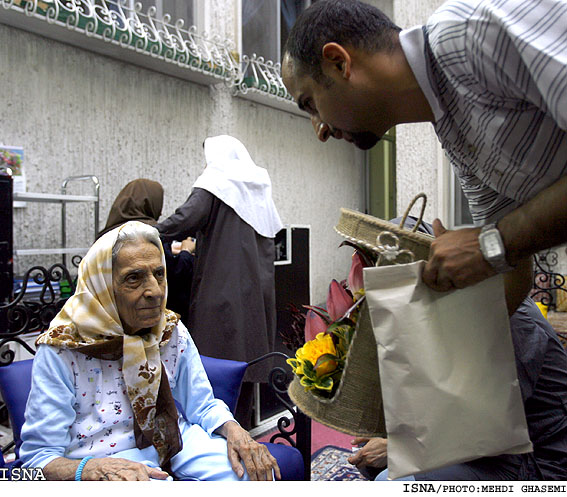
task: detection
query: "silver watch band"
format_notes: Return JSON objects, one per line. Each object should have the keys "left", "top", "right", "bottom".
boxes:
{"left": 479, "top": 223, "right": 514, "bottom": 273}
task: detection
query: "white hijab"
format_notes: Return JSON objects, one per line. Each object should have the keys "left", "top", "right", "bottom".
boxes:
{"left": 193, "top": 135, "right": 283, "bottom": 238}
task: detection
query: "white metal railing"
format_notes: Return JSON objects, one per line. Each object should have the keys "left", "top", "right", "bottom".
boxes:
{"left": 0, "top": 0, "right": 240, "bottom": 82}
{"left": 231, "top": 53, "right": 293, "bottom": 103}
{"left": 0, "top": 0, "right": 299, "bottom": 112}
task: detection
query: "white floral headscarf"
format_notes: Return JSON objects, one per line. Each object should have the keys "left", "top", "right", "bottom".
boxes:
{"left": 37, "top": 221, "right": 181, "bottom": 466}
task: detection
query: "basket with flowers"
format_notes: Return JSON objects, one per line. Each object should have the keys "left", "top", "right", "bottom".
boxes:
{"left": 285, "top": 199, "right": 432, "bottom": 436}
{"left": 286, "top": 244, "right": 371, "bottom": 398}
{"left": 284, "top": 239, "right": 387, "bottom": 437}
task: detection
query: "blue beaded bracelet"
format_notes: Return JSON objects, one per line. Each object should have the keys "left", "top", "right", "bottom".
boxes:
{"left": 75, "top": 456, "right": 93, "bottom": 481}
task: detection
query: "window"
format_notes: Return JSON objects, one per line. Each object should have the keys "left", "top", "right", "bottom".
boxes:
{"left": 241, "top": 0, "right": 318, "bottom": 63}
{"left": 138, "top": 0, "right": 196, "bottom": 27}
{"left": 101, "top": 0, "right": 198, "bottom": 32}
{"left": 451, "top": 171, "right": 474, "bottom": 227}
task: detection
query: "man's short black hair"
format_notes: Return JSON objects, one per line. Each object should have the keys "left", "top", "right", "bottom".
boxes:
{"left": 284, "top": 0, "right": 401, "bottom": 82}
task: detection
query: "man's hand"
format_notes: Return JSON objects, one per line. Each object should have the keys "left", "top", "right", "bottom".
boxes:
{"left": 422, "top": 219, "right": 495, "bottom": 291}
{"left": 348, "top": 437, "right": 388, "bottom": 470}
{"left": 218, "top": 421, "right": 281, "bottom": 481}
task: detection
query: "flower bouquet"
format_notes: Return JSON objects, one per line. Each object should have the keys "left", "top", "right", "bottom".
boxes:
{"left": 286, "top": 247, "right": 369, "bottom": 398}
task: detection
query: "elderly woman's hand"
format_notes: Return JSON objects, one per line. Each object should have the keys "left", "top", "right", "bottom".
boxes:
{"left": 82, "top": 457, "right": 170, "bottom": 481}
{"left": 43, "top": 456, "right": 170, "bottom": 481}
{"left": 218, "top": 421, "right": 281, "bottom": 481}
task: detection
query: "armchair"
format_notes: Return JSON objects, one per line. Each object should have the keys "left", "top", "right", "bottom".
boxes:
{"left": 0, "top": 354, "right": 308, "bottom": 480}
{"left": 200, "top": 353, "right": 306, "bottom": 480}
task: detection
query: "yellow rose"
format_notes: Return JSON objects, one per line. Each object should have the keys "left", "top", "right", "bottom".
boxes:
{"left": 297, "top": 332, "right": 337, "bottom": 376}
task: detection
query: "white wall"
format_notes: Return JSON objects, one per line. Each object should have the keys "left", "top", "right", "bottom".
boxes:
{"left": 393, "top": 0, "right": 446, "bottom": 224}
{"left": 1, "top": 10, "right": 362, "bottom": 305}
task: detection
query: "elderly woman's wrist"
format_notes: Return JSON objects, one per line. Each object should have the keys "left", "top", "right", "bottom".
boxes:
{"left": 217, "top": 419, "right": 240, "bottom": 438}
{"left": 75, "top": 456, "right": 94, "bottom": 481}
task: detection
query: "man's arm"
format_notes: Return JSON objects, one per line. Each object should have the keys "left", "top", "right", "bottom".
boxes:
{"left": 422, "top": 176, "right": 567, "bottom": 313}
{"left": 499, "top": 176, "right": 567, "bottom": 264}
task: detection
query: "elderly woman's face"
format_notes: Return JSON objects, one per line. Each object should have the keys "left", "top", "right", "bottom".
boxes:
{"left": 112, "top": 240, "right": 166, "bottom": 335}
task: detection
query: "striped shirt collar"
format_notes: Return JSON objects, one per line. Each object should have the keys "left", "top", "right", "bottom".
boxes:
{"left": 399, "top": 26, "right": 444, "bottom": 124}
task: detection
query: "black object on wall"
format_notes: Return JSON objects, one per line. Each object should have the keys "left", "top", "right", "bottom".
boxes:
{"left": 257, "top": 226, "right": 310, "bottom": 425}
{"left": 0, "top": 175, "right": 13, "bottom": 336}
{"left": 274, "top": 226, "right": 310, "bottom": 354}
{"left": 0, "top": 175, "right": 13, "bottom": 305}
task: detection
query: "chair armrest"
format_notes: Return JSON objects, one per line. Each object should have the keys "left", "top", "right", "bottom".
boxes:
{"left": 250, "top": 352, "right": 312, "bottom": 481}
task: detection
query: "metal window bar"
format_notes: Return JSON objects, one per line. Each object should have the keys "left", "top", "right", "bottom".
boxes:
{"left": 0, "top": 0, "right": 301, "bottom": 104}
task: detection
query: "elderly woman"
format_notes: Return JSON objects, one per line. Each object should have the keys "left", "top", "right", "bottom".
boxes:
{"left": 19, "top": 221, "right": 280, "bottom": 481}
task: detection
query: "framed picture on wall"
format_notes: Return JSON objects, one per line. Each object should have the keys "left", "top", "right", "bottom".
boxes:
{"left": 0, "top": 146, "right": 25, "bottom": 207}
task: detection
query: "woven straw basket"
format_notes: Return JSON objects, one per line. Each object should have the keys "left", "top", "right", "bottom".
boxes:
{"left": 335, "top": 193, "right": 433, "bottom": 263}
{"left": 288, "top": 193, "right": 434, "bottom": 437}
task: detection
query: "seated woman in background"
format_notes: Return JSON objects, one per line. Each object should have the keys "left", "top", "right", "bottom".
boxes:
{"left": 19, "top": 221, "right": 280, "bottom": 481}
{"left": 99, "top": 178, "right": 194, "bottom": 326}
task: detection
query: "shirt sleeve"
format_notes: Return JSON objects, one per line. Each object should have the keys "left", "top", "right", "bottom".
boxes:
{"left": 156, "top": 188, "right": 215, "bottom": 242}
{"left": 171, "top": 325, "right": 235, "bottom": 436}
{"left": 438, "top": 0, "right": 567, "bottom": 129}
{"left": 499, "top": 1, "right": 567, "bottom": 129}
{"left": 19, "top": 345, "right": 76, "bottom": 469}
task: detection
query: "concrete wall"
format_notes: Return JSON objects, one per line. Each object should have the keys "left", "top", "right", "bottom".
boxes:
{"left": 393, "top": 0, "right": 446, "bottom": 224}
{"left": 0, "top": 10, "right": 362, "bottom": 305}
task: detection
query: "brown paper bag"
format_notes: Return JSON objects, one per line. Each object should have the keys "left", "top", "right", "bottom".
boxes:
{"left": 364, "top": 261, "right": 532, "bottom": 480}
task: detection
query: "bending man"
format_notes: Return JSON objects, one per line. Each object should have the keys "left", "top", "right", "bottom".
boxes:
{"left": 282, "top": 0, "right": 567, "bottom": 314}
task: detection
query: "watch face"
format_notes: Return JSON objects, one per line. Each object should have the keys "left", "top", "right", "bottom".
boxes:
{"left": 484, "top": 233, "right": 501, "bottom": 258}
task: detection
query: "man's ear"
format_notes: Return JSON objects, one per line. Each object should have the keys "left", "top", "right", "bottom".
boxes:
{"left": 321, "top": 42, "right": 351, "bottom": 79}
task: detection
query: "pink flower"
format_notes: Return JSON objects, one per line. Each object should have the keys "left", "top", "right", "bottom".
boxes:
{"left": 304, "top": 309, "right": 328, "bottom": 342}
{"left": 327, "top": 279, "right": 353, "bottom": 322}
{"left": 348, "top": 251, "right": 366, "bottom": 299}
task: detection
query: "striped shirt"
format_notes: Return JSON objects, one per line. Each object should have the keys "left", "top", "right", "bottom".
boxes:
{"left": 400, "top": 0, "right": 567, "bottom": 225}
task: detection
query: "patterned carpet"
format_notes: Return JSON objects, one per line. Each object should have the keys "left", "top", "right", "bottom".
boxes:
{"left": 311, "top": 445, "right": 366, "bottom": 481}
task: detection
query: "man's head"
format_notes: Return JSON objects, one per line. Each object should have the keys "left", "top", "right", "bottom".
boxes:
{"left": 284, "top": 0, "right": 400, "bottom": 83}
{"left": 282, "top": 0, "right": 402, "bottom": 150}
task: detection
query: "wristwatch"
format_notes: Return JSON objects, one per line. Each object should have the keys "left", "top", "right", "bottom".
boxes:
{"left": 478, "top": 223, "right": 514, "bottom": 273}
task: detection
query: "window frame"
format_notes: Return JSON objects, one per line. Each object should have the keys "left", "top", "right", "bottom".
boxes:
{"left": 134, "top": 0, "right": 203, "bottom": 32}
{"left": 439, "top": 151, "right": 475, "bottom": 229}
{"left": 238, "top": 0, "right": 316, "bottom": 66}
{"left": 365, "top": 128, "right": 397, "bottom": 220}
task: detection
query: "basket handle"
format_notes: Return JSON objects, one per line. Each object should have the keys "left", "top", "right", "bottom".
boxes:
{"left": 398, "top": 193, "right": 427, "bottom": 233}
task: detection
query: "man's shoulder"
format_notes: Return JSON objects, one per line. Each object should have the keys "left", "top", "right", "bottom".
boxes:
{"left": 423, "top": 1, "right": 476, "bottom": 63}
{"left": 428, "top": 0, "right": 478, "bottom": 23}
